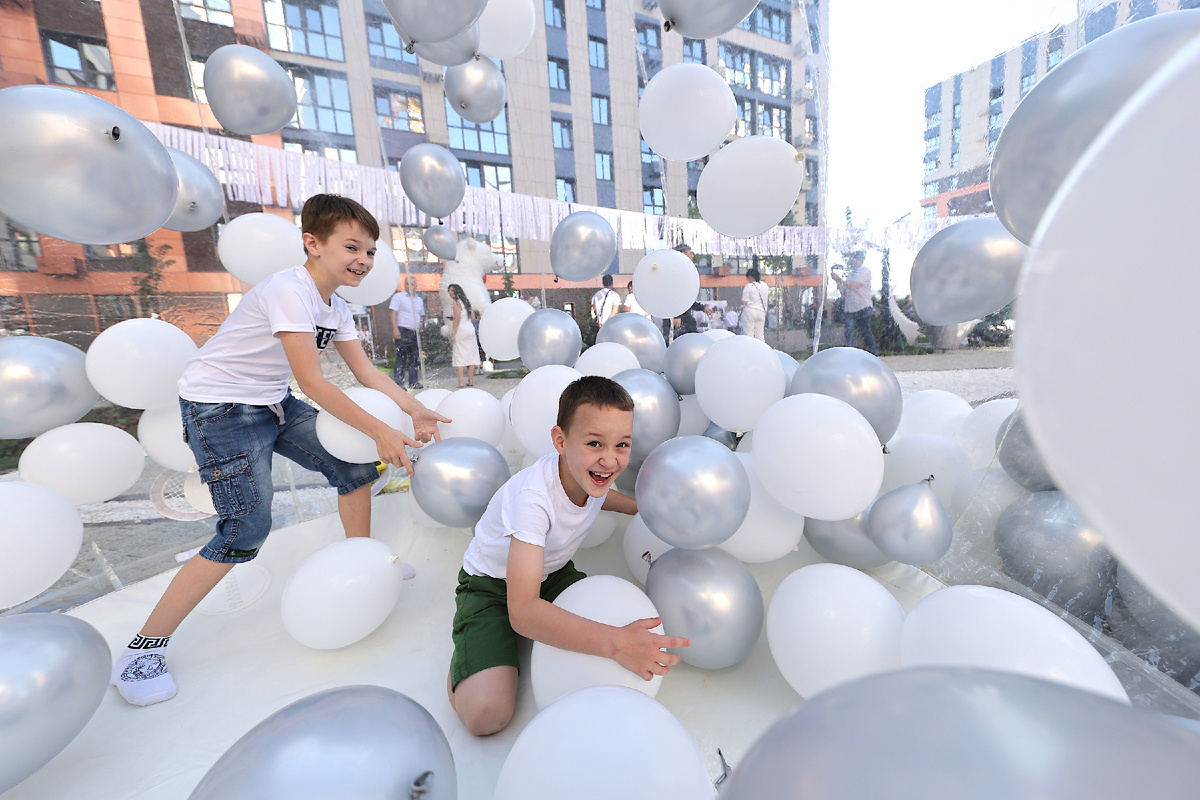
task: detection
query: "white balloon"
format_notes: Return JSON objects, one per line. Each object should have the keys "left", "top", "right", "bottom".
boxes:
{"left": 676, "top": 393, "right": 710, "bottom": 437}
{"left": 879, "top": 434, "right": 972, "bottom": 510}
{"left": 639, "top": 63, "right": 736, "bottom": 162}
{"left": 694, "top": 335, "right": 786, "bottom": 432}
{"left": 85, "top": 318, "right": 197, "bottom": 410}
{"left": 579, "top": 510, "right": 621, "bottom": 549}
{"left": 476, "top": 0, "right": 536, "bottom": 58}
{"left": 280, "top": 537, "right": 405, "bottom": 649}
{"left": 753, "top": 394, "right": 884, "bottom": 521}
{"left": 435, "top": 388, "right": 505, "bottom": 446}
{"left": 137, "top": 404, "right": 197, "bottom": 471}
{"left": 510, "top": 365, "right": 582, "bottom": 457}
{"left": 768, "top": 564, "right": 905, "bottom": 698}
{"left": 183, "top": 470, "right": 217, "bottom": 515}
{"left": 697, "top": 136, "right": 805, "bottom": 238}
{"left": 496, "top": 388, "right": 526, "bottom": 460}
{"left": 893, "top": 389, "right": 972, "bottom": 440}
{"left": 217, "top": 213, "right": 306, "bottom": 286}
{"left": 720, "top": 453, "right": 805, "bottom": 563}
{"left": 413, "top": 388, "right": 452, "bottom": 412}
{"left": 315, "top": 387, "right": 407, "bottom": 464}
{"left": 335, "top": 239, "right": 400, "bottom": 306}
{"left": 955, "top": 398, "right": 1020, "bottom": 469}
{"left": 531, "top": 576, "right": 663, "bottom": 709}
{"left": 703, "top": 329, "right": 735, "bottom": 342}
{"left": 478, "top": 297, "right": 535, "bottom": 361}
{"left": 631, "top": 249, "right": 701, "bottom": 319}
{"left": 622, "top": 513, "right": 672, "bottom": 585}
{"left": 0, "top": 482, "right": 82, "bottom": 608}
{"left": 901, "top": 584, "right": 1129, "bottom": 704}
{"left": 19, "top": 423, "right": 144, "bottom": 506}
{"left": 574, "top": 341, "right": 640, "bottom": 378}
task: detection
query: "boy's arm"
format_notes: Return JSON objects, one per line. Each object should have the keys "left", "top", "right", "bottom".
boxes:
{"left": 333, "top": 338, "right": 448, "bottom": 443}
{"left": 505, "top": 538, "right": 689, "bottom": 681}
{"left": 601, "top": 489, "right": 637, "bottom": 515}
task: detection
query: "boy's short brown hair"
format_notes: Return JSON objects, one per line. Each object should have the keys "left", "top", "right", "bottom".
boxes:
{"left": 557, "top": 375, "right": 634, "bottom": 433}
{"left": 301, "top": 194, "right": 380, "bottom": 245}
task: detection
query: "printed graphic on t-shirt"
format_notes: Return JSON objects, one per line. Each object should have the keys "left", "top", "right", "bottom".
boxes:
{"left": 315, "top": 326, "right": 336, "bottom": 350}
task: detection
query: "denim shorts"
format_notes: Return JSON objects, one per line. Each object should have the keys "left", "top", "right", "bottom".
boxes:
{"left": 180, "top": 392, "right": 380, "bottom": 564}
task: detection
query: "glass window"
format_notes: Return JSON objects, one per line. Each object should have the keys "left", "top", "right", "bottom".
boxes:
{"left": 758, "top": 103, "right": 789, "bottom": 140}
{"left": 683, "top": 38, "right": 705, "bottom": 64}
{"left": 0, "top": 297, "right": 28, "bottom": 333}
{"left": 265, "top": 0, "right": 344, "bottom": 61}
{"left": 95, "top": 295, "right": 139, "bottom": 329}
{"left": 925, "top": 111, "right": 941, "bottom": 130}
{"left": 925, "top": 136, "right": 940, "bottom": 154}
{"left": 189, "top": 59, "right": 208, "bottom": 104}
{"left": 585, "top": 0, "right": 604, "bottom": 8}
{"left": 952, "top": 128, "right": 960, "bottom": 145}
{"left": 463, "top": 161, "right": 513, "bottom": 192}
{"left": 756, "top": 53, "right": 789, "bottom": 98}
{"left": 179, "top": 0, "right": 233, "bottom": 26}
{"left": 286, "top": 65, "right": 353, "bottom": 134}
{"left": 924, "top": 205, "right": 938, "bottom": 220}
{"left": 734, "top": 97, "right": 753, "bottom": 137}
{"left": 1048, "top": 46, "right": 1064, "bottom": 69}
{"left": 950, "top": 151, "right": 960, "bottom": 168}
{"left": 924, "top": 182, "right": 938, "bottom": 198}
{"left": 548, "top": 58, "right": 569, "bottom": 90}
{"left": 640, "top": 137, "right": 658, "bottom": 165}
{"left": 545, "top": 0, "right": 564, "bottom": 28}
{"left": 588, "top": 37, "right": 607, "bottom": 69}
{"left": 43, "top": 32, "right": 115, "bottom": 91}
{"left": 740, "top": 7, "right": 790, "bottom": 42}
{"left": 446, "top": 99, "right": 509, "bottom": 154}
{"left": 989, "top": 111, "right": 1003, "bottom": 131}
{"left": 552, "top": 119, "right": 572, "bottom": 149}
{"left": 0, "top": 216, "right": 40, "bottom": 271}
{"left": 591, "top": 94, "right": 609, "bottom": 125}
{"left": 924, "top": 159, "right": 938, "bottom": 175}
{"left": 952, "top": 102, "right": 961, "bottom": 120}
{"left": 805, "top": 203, "right": 819, "bottom": 226}
{"left": 375, "top": 87, "right": 424, "bottom": 133}
{"left": 636, "top": 22, "right": 660, "bottom": 51}
{"left": 595, "top": 152, "right": 612, "bottom": 181}
{"left": 643, "top": 186, "right": 665, "bottom": 215}
{"left": 367, "top": 15, "right": 418, "bottom": 64}
{"left": 1020, "top": 73, "right": 1036, "bottom": 96}
{"left": 718, "top": 42, "right": 752, "bottom": 90}
{"left": 556, "top": 178, "right": 575, "bottom": 203}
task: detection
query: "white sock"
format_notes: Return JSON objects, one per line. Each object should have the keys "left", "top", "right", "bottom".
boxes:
{"left": 112, "top": 634, "right": 178, "bottom": 706}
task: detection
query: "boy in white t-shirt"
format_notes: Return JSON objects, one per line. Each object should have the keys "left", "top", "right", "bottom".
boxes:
{"left": 447, "top": 376, "right": 690, "bottom": 736}
{"left": 111, "top": 195, "right": 447, "bottom": 706}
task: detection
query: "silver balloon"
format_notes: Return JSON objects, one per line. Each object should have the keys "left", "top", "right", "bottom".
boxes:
{"left": 596, "top": 313, "right": 667, "bottom": 373}
{"left": 445, "top": 57, "right": 508, "bottom": 124}
{"left": 204, "top": 44, "right": 298, "bottom": 136}
{"left": 635, "top": 435, "right": 751, "bottom": 549}
{"left": 402, "top": 23, "right": 479, "bottom": 67}
{"left": 0, "top": 614, "right": 110, "bottom": 794}
{"left": 994, "top": 490, "right": 1116, "bottom": 620}
{"left": 411, "top": 438, "right": 510, "bottom": 528}
{"left": 400, "top": 143, "right": 466, "bottom": 219}
{"left": 991, "top": 12, "right": 1200, "bottom": 245}
{"left": 0, "top": 337, "right": 98, "bottom": 439}
{"left": 549, "top": 211, "right": 618, "bottom": 282}
{"left": 776, "top": 350, "right": 800, "bottom": 383}
{"left": 164, "top": 147, "right": 225, "bottom": 232}
{"left": 1117, "top": 563, "right": 1200, "bottom": 662}
{"left": 995, "top": 410, "right": 1056, "bottom": 492}
{"left": 658, "top": 0, "right": 758, "bottom": 38}
{"left": 612, "top": 369, "right": 681, "bottom": 463}
{"left": 422, "top": 225, "right": 459, "bottom": 260}
{"left": 701, "top": 421, "right": 739, "bottom": 451}
{"left": 0, "top": 85, "right": 178, "bottom": 244}
{"left": 720, "top": 667, "right": 1200, "bottom": 800}
{"left": 910, "top": 218, "right": 1026, "bottom": 326}
{"left": 381, "top": 0, "right": 487, "bottom": 47}
{"left": 804, "top": 510, "right": 891, "bottom": 570}
{"left": 868, "top": 479, "right": 953, "bottom": 566}
{"left": 188, "top": 685, "right": 456, "bottom": 800}
{"left": 645, "top": 547, "right": 764, "bottom": 669}
{"left": 788, "top": 346, "right": 903, "bottom": 444}
{"left": 518, "top": 309, "right": 582, "bottom": 370}
{"left": 663, "top": 332, "right": 713, "bottom": 395}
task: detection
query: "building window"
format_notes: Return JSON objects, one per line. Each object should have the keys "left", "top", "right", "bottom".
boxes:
{"left": 42, "top": 32, "right": 115, "bottom": 91}
{"left": 989, "top": 111, "right": 1003, "bottom": 132}
{"left": 925, "top": 136, "right": 940, "bottom": 154}
{"left": 924, "top": 160, "right": 938, "bottom": 175}
{"left": 636, "top": 22, "right": 661, "bottom": 51}
{"left": 687, "top": 156, "right": 707, "bottom": 171}
{"left": 925, "top": 111, "right": 941, "bottom": 130}
{"left": 552, "top": 119, "right": 572, "bottom": 149}
{"left": 464, "top": 161, "right": 513, "bottom": 192}
{"left": 924, "top": 205, "right": 938, "bottom": 220}
{"left": 805, "top": 203, "right": 819, "bottom": 226}
{"left": 1020, "top": 73, "right": 1036, "bottom": 96}
{"left": 683, "top": 38, "right": 705, "bottom": 64}
{"left": 447, "top": 99, "right": 509, "bottom": 154}
{"left": 375, "top": 87, "right": 424, "bottom": 132}
{"left": 286, "top": 65, "right": 353, "bottom": 134}
{"left": 265, "top": 0, "right": 344, "bottom": 61}
{"left": 545, "top": 0, "right": 564, "bottom": 27}
{"left": 367, "top": 15, "right": 418, "bottom": 64}
{"left": 179, "top": 0, "right": 233, "bottom": 26}
{"left": 591, "top": 94, "right": 609, "bottom": 125}
{"left": 588, "top": 37, "right": 607, "bottom": 69}
{"left": 640, "top": 137, "right": 658, "bottom": 165}
{"left": 923, "top": 182, "right": 938, "bottom": 198}
{"left": 643, "top": 186, "right": 665, "bottom": 215}
{"left": 952, "top": 102, "right": 961, "bottom": 120}
{"left": 989, "top": 85, "right": 1004, "bottom": 102}
{"left": 734, "top": 97, "right": 753, "bottom": 137}
{"left": 739, "top": 6, "right": 790, "bottom": 42}
{"left": 809, "top": 23, "right": 821, "bottom": 54}
{"left": 950, "top": 152, "right": 959, "bottom": 168}
{"left": 952, "top": 128, "right": 960, "bottom": 145}
{"left": 391, "top": 225, "right": 436, "bottom": 264}
{"left": 0, "top": 218, "right": 40, "bottom": 272}
{"left": 718, "top": 42, "right": 752, "bottom": 90}
{"left": 95, "top": 295, "right": 140, "bottom": 329}
{"left": 556, "top": 178, "right": 576, "bottom": 203}
{"left": 1047, "top": 46, "right": 1064, "bottom": 69}
{"left": 595, "top": 152, "right": 612, "bottom": 181}
{"left": 987, "top": 139, "right": 997, "bottom": 157}
{"left": 548, "top": 58, "right": 569, "bottom": 90}
{"left": 189, "top": 59, "right": 208, "bottom": 104}
{"left": 757, "top": 103, "right": 789, "bottom": 140}
{"left": 585, "top": 0, "right": 604, "bottom": 8}
{"left": 756, "top": 54, "right": 789, "bottom": 98}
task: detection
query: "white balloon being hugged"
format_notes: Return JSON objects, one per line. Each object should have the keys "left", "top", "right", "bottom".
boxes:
{"left": 697, "top": 136, "right": 805, "bottom": 238}
{"left": 335, "top": 240, "right": 400, "bottom": 306}
{"left": 0, "top": 482, "right": 83, "bottom": 608}
{"left": 478, "top": 297, "right": 536, "bottom": 361}
{"left": 217, "top": 212, "right": 307, "bottom": 286}
{"left": 138, "top": 404, "right": 197, "bottom": 471}
{"left": 435, "top": 388, "right": 505, "bottom": 446}
{"left": 638, "top": 63, "right": 736, "bottom": 161}
{"left": 631, "top": 249, "right": 701, "bottom": 319}
{"left": 314, "top": 387, "right": 408, "bottom": 464}
{"left": 510, "top": 365, "right": 582, "bottom": 457}
{"left": 85, "top": 318, "right": 198, "bottom": 410}
{"left": 19, "top": 423, "right": 145, "bottom": 506}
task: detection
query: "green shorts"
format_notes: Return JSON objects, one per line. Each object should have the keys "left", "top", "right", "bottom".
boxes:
{"left": 449, "top": 561, "right": 587, "bottom": 691}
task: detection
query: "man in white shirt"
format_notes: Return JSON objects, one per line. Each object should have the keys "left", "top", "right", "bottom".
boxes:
{"left": 832, "top": 252, "right": 877, "bottom": 355}
{"left": 389, "top": 276, "right": 425, "bottom": 389}
{"left": 621, "top": 280, "right": 650, "bottom": 318}
{"left": 591, "top": 274, "right": 619, "bottom": 329}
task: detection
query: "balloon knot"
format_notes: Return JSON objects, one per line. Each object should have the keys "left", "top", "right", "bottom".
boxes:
{"left": 406, "top": 43, "right": 416, "bottom": 55}
{"left": 663, "top": 20, "right": 673, "bottom": 32}
{"left": 108, "top": 126, "right": 121, "bottom": 141}
{"left": 641, "top": 550, "right": 653, "bottom": 565}
{"left": 925, "top": 474, "right": 935, "bottom": 484}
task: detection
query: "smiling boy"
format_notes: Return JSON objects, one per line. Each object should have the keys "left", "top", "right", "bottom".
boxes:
{"left": 447, "top": 376, "right": 690, "bottom": 736}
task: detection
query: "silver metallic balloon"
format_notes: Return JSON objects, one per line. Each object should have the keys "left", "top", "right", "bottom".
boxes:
{"left": 701, "top": 421, "right": 739, "bottom": 451}
{"left": 550, "top": 211, "right": 618, "bottom": 282}
{"left": 422, "top": 225, "right": 459, "bottom": 260}
{"left": 0, "top": 85, "right": 178, "bottom": 244}
{"left": 400, "top": 143, "right": 466, "bottom": 220}
{"left": 645, "top": 547, "right": 764, "bottom": 669}
{"left": 596, "top": 313, "right": 667, "bottom": 373}
{"left": 658, "top": 0, "right": 758, "bottom": 38}
{"left": 663, "top": 332, "right": 713, "bottom": 395}
{"left": 721, "top": 666, "right": 1200, "bottom": 800}
{"left": 991, "top": 11, "right": 1200, "bottom": 245}
{"left": 445, "top": 56, "right": 508, "bottom": 124}
{"left": 868, "top": 478, "right": 953, "bottom": 566}
{"left": 994, "top": 490, "right": 1116, "bottom": 620}
{"left": 402, "top": 23, "right": 479, "bottom": 67}
{"left": 381, "top": 0, "right": 488, "bottom": 47}
{"left": 612, "top": 369, "right": 681, "bottom": 463}
{"left": 804, "top": 510, "right": 891, "bottom": 570}
{"left": 518, "top": 308, "right": 582, "bottom": 370}
{"left": 0, "top": 614, "right": 110, "bottom": 794}
{"left": 910, "top": 218, "right": 1026, "bottom": 326}
{"left": 164, "top": 147, "right": 225, "bottom": 232}
{"left": 188, "top": 685, "right": 456, "bottom": 800}
{"left": 410, "top": 437, "right": 510, "bottom": 528}
{"left": 635, "top": 435, "right": 751, "bottom": 549}
{"left": 0, "top": 337, "right": 98, "bottom": 439}
{"left": 1116, "top": 563, "right": 1200, "bottom": 662}
{"left": 995, "top": 410, "right": 1056, "bottom": 492}
{"left": 788, "top": 346, "right": 903, "bottom": 444}
{"left": 204, "top": 44, "right": 298, "bottom": 136}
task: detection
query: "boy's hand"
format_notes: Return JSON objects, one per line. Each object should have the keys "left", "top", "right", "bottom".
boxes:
{"left": 411, "top": 405, "right": 450, "bottom": 443}
{"left": 375, "top": 427, "right": 422, "bottom": 475}
{"left": 611, "top": 617, "right": 690, "bottom": 681}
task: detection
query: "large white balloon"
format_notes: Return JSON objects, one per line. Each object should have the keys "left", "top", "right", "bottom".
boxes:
{"left": 639, "top": 63, "right": 736, "bottom": 161}
{"left": 476, "top": 0, "right": 536, "bottom": 58}
{"left": 335, "top": 240, "right": 400, "bottom": 306}
{"left": 694, "top": 335, "right": 786, "bottom": 432}
{"left": 676, "top": 393, "right": 710, "bottom": 436}
{"left": 435, "top": 388, "right": 505, "bottom": 446}
{"left": 893, "top": 389, "right": 972, "bottom": 440}
{"left": 574, "top": 341, "right": 640, "bottom": 378}
{"left": 203, "top": 44, "right": 297, "bottom": 135}
{"left": 719, "top": 453, "right": 805, "bottom": 563}
{"left": 314, "top": 387, "right": 408, "bottom": 464}
{"left": 955, "top": 398, "right": 1020, "bottom": 469}
{"left": 879, "top": 434, "right": 972, "bottom": 510}
{"left": 622, "top": 513, "right": 672, "bottom": 585}
{"left": 0, "top": 482, "right": 83, "bottom": 608}
{"left": 19, "top": 423, "right": 144, "bottom": 506}
{"left": 478, "top": 297, "right": 535, "bottom": 361}
{"left": 510, "top": 365, "right": 581, "bottom": 457}
{"left": 137, "top": 404, "right": 197, "bottom": 471}
{"left": 85, "top": 318, "right": 198, "bottom": 410}
{"left": 631, "top": 249, "right": 700, "bottom": 318}
{"left": 697, "top": 136, "right": 805, "bottom": 238}
{"left": 217, "top": 213, "right": 307, "bottom": 286}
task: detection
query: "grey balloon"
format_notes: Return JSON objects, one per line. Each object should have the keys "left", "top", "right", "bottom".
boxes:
{"left": 645, "top": 547, "right": 764, "bottom": 669}
{"left": 204, "top": 44, "right": 298, "bottom": 136}
{"left": 411, "top": 437, "right": 510, "bottom": 528}
{"left": 400, "top": 143, "right": 466, "bottom": 220}
{"left": 612, "top": 369, "right": 681, "bottom": 463}
{"left": 788, "top": 346, "right": 903, "bottom": 444}
{"left": 721, "top": 667, "right": 1200, "bottom": 800}
{"left": 910, "top": 218, "right": 1026, "bottom": 326}
{"left": 995, "top": 410, "right": 1056, "bottom": 492}
{"left": 0, "top": 84, "right": 178, "bottom": 244}
{"left": 701, "top": 421, "right": 739, "bottom": 451}
{"left": 990, "top": 11, "right": 1200, "bottom": 245}
{"left": 549, "top": 211, "right": 618, "bottom": 282}
{"left": 0, "top": 614, "right": 110, "bottom": 794}
{"left": 402, "top": 23, "right": 479, "bottom": 67}
{"left": 776, "top": 350, "right": 800, "bottom": 383}
{"left": 0, "top": 337, "right": 98, "bottom": 439}
{"left": 804, "top": 510, "right": 891, "bottom": 570}
{"left": 422, "top": 225, "right": 459, "bottom": 260}
{"left": 868, "top": 479, "right": 953, "bottom": 566}
{"left": 596, "top": 313, "right": 667, "bottom": 373}
{"left": 188, "top": 685, "right": 456, "bottom": 800}
{"left": 445, "top": 56, "right": 508, "bottom": 124}
{"left": 994, "top": 490, "right": 1117, "bottom": 621}
{"left": 1117, "top": 563, "right": 1200, "bottom": 662}
{"left": 164, "top": 147, "right": 225, "bottom": 232}
{"left": 381, "top": 0, "right": 487, "bottom": 46}
{"left": 663, "top": 332, "right": 713, "bottom": 395}
{"left": 518, "top": 308, "right": 582, "bottom": 370}
{"left": 635, "top": 435, "right": 751, "bottom": 549}
{"left": 658, "top": 0, "right": 758, "bottom": 38}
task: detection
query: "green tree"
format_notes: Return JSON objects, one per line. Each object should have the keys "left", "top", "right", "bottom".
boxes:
{"left": 126, "top": 239, "right": 174, "bottom": 319}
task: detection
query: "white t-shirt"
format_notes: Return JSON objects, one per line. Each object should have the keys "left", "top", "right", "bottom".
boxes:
{"left": 591, "top": 288, "right": 619, "bottom": 325}
{"left": 742, "top": 281, "right": 769, "bottom": 313}
{"left": 623, "top": 291, "right": 650, "bottom": 318}
{"left": 178, "top": 266, "right": 357, "bottom": 405}
{"left": 463, "top": 453, "right": 606, "bottom": 581}
{"left": 388, "top": 291, "right": 425, "bottom": 331}
{"left": 843, "top": 266, "right": 873, "bottom": 313}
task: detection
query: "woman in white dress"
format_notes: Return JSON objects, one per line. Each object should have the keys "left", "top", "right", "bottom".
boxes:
{"left": 448, "top": 283, "right": 481, "bottom": 387}
{"left": 740, "top": 266, "right": 769, "bottom": 341}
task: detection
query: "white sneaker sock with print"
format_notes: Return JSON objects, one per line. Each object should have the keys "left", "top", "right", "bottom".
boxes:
{"left": 112, "top": 634, "right": 178, "bottom": 706}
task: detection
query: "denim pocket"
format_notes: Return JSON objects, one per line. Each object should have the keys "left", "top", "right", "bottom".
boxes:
{"left": 199, "top": 453, "right": 257, "bottom": 517}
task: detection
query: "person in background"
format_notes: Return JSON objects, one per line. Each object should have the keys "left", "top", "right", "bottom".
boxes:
{"left": 389, "top": 275, "right": 425, "bottom": 390}
{"left": 691, "top": 302, "right": 709, "bottom": 333}
{"left": 725, "top": 306, "right": 740, "bottom": 334}
{"left": 831, "top": 251, "right": 877, "bottom": 355}
{"left": 665, "top": 243, "right": 695, "bottom": 342}
{"left": 740, "top": 266, "right": 769, "bottom": 341}
{"left": 591, "top": 274, "right": 620, "bottom": 330}
{"left": 448, "top": 283, "right": 481, "bottom": 387}
{"left": 621, "top": 280, "right": 651, "bottom": 318}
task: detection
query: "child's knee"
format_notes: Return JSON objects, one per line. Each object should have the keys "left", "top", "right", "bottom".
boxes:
{"left": 458, "top": 694, "right": 514, "bottom": 737}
